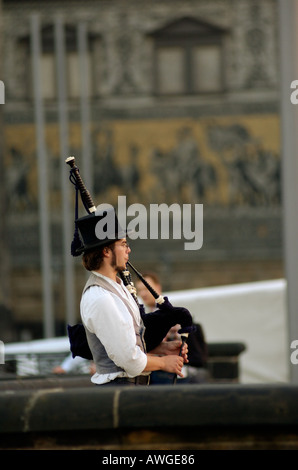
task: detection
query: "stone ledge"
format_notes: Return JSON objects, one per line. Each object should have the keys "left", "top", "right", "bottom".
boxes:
{"left": 1, "top": 383, "right": 297, "bottom": 435}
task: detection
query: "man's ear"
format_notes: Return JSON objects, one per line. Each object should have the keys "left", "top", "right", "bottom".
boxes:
{"left": 103, "top": 246, "right": 110, "bottom": 257}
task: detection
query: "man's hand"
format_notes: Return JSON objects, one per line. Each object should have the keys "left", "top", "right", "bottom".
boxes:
{"left": 160, "top": 355, "right": 185, "bottom": 377}
{"left": 145, "top": 343, "right": 188, "bottom": 376}
{"left": 165, "top": 340, "right": 189, "bottom": 364}
{"left": 152, "top": 340, "right": 188, "bottom": 363}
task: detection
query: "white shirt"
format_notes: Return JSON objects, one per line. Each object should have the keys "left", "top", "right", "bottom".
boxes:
{"left": 80, "top": 272, "right": 148, "bottom": 384}
{"left": 60, "top": 354, "right": 91, "bottom": 374}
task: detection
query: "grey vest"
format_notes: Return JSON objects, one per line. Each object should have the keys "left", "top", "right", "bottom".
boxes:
{"left": 82, "top": 272, "right": 147, "bottom": 376}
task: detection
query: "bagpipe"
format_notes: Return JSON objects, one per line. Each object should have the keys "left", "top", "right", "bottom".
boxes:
{"left": 65, "top": 156, "right": 195, "bottom": 358}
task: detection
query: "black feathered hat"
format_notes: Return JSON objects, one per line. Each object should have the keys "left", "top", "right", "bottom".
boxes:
{"left": 72, "top": 208, "right": 128, "bottom": 257}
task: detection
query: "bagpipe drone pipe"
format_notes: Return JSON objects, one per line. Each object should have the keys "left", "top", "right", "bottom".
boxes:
{"left": 65, "top": 156, "right": 195, "bottom": 359}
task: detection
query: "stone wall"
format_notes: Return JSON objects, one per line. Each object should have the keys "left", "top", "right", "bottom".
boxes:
{"left": 1, "top": 382, "right": 298, "bottom": 450}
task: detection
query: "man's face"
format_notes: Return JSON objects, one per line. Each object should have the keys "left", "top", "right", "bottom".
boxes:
{"left": 110, "top": 239, "right": 131, "bottom": 271}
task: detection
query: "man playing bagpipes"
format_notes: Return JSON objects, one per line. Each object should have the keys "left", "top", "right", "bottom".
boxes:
{"left": 66, "top": 157, "right": 195, "bottom": 386}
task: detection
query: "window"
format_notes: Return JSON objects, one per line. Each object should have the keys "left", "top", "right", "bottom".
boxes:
{"left": 156, "top": 47, "right": 185, "bottom": 94}
{"left": 192, "top": 45, "right": 222, "bottom": 92}
{"left": 150, "top": 17, "right": 226, "bottom": 95}
{"left": 40, "top": 52, "right": 56, "bottom": 100}
{"left": 65, "top": 51, "right": 93, "bottom": 99}
{"left": 22, "top": 24, "right": 96, "bottom": 101}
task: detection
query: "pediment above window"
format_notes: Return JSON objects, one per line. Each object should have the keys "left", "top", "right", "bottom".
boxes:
{"left": 149, "top": 16, "right": 226, "bottom": 39}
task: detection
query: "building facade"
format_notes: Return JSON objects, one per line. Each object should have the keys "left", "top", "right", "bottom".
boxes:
{"left": 1, "top": 0, "right": 282, "bottom": 339}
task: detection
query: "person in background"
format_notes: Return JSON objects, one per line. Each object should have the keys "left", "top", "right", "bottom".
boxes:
{"left": 52, "top": 354, "right": 95, "bottom": 375}
{"left": 136, "top": 272, "right": 210, "bottom": 385}
{"left": 136, "top": 272, "right": 162, "bottom": 312}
